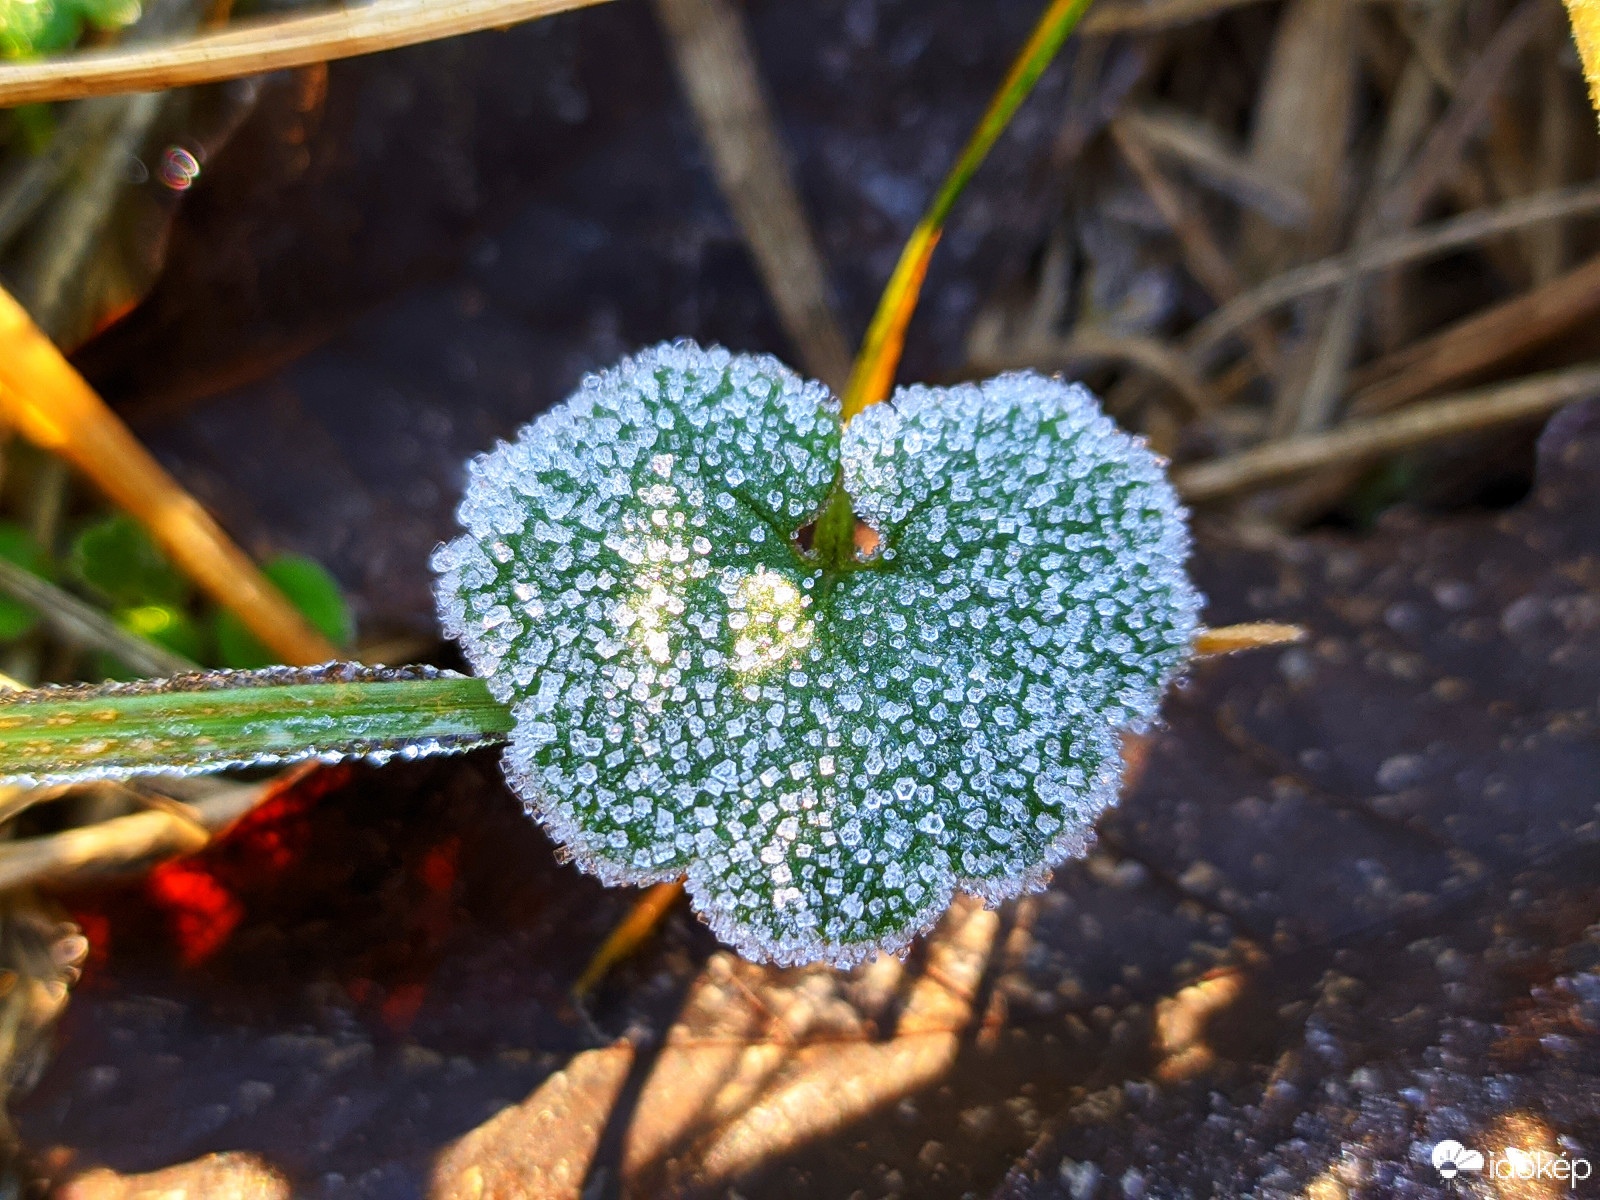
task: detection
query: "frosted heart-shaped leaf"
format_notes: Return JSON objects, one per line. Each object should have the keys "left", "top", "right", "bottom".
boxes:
{"left": 434, "top": 341, "right": 1201, "bottom": 967}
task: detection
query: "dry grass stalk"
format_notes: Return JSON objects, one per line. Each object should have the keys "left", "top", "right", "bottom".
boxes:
{"left": 1193, "top": 623, "right": 1305, "bottom": 656}
{"left": 1111, "top": 118, "right": 1245, "bottom": 306}
{"left": 1110, "top": 117, "right": 1281, "bottom": 377}
{"left": 0, "top": 285, "right": 339, "bottom": 666}
{"left": 1350, "top": 251, "right": 1600, "bottom": 414}
{"left": 1116, "top": 107, "right": 1310, "bottom": 228}
{"left": 1562, "top": 0, "right": 1600, "bottom": 116}
{"left": 1188, "top": 181, "right": 1600, "bottom": 360}
{"left": 1532, "top": 31, "right": 1577, "bottom": 283}
{"left": 0, "top": 103, "right": 122, "bottom": 251}
{"left": 1379, "top": 0, "right": 1550, "bottom": 230}
{"left": 572, "top": 879, "right": 685, "bottom": 998}
{"left": 973, "top": 327, "right": 1226, "bottom": 415}
{"left": 0, "top": 778, "right": 271, "bottom": 892}
{"left": 1276, "top": 0, "right": 1456, "bottom": 437}
{"left": 13, "top": 94, "right": 165, "bottom": 347}
{"left": 1388, "top": 0, "right": 1461, "bottom": 94}
{"left": 1174, "top": 363, "right": 1600, "bottom": 501}
{"left": 1083, "top": 0, "right": 1297, "bottom": 35}
{"left": 1237, "top": 0, "right": 1354, "bottom": 275}
{"left": 0, "top": 0, "right": 616, "bottom": 107}
{"left": 652, "top": 0, "right": 852, "bottom": 393}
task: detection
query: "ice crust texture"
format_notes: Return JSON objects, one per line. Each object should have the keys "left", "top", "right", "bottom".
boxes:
{"left": 433, "top": 341, "right": 1201, "bottom": 967}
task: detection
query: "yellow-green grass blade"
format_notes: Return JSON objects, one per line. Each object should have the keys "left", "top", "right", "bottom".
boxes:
{"left": 840, "top": 0, "right": 1096, "bottom": 420}
{"left": 0, "top": 664, "right": 513, "bottom": 786}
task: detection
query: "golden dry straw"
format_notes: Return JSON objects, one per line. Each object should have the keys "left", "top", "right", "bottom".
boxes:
{"left": 0, "top": 0, "right": 616, "bottom": 107}
{"left": 1174, "top": 363, "right": 1600, "bottom": 501}
{"left": 0, "top": 285, "right": 339, "bottom": 665}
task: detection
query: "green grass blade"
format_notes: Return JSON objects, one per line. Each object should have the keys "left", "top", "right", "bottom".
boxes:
{"left": 840, "top": 0, "right": 1096, "bottom": 420}
{"left": 0, "top": 663, "right": 514, "bottom": 786}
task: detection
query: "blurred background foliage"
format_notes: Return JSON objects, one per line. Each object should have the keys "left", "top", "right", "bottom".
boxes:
{"left": 0, "top": 0, "right": 140, "bottom": 61}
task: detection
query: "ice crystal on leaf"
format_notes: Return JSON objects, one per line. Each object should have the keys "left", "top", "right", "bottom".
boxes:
{"left": 434, "top": 341, "right": 1201, "bottom": 967}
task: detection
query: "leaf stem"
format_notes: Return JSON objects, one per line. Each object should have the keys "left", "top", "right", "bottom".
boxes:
{"left": 811, "top": 477, "right": 860, "bottom": 572}
{"left": 839, "top": 0, "right": 1097, "bottom": 421}
{"left": 0, "top": 664, "right": 513, "bottom": 786}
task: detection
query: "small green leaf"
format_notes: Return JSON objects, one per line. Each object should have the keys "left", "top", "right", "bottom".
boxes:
{"left": 215, "top": 555, "right": 353, "bottom": 669}
{"left": 9, "top": 104, "right": 55, "bottom": 156}
{"left": 71, "top": 513, "right": 188, "bottom": 609}
{"left": 0, "top": 520, "right": 51, "bottom": 641}
{"left": 435, "top": 342, "right": 1200, "bottom": 968}
{"left": 77, "top": 0, "right": 140, "bottom": 31}
{"left": 92, "top": 603, "right": 208, "bottom": 681}
{"left": 0, "top": 0, "right": 140, "bottom": 57}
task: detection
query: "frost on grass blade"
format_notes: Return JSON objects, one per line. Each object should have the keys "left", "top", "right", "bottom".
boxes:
{"left": 435, "top": 341, "right": 1201, "bottom": 968}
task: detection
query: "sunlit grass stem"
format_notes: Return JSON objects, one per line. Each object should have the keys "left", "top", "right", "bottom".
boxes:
{"left": 839, "top": 0, "right": 1097, "bottom": 421}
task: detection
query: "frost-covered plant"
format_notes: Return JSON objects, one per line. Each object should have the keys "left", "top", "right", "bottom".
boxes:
{"left": 433, "top": 340, "right": 1200, "bottom": 967}
{"left": 0, "top": 0, "right": 1244, "bottom": 972}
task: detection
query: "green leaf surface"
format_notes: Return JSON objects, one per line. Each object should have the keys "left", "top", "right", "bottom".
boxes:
{"left": 434, "top": 342, "right": 1201, "bottom": 967}
{"left": 0, "top": 519, "right": 51, "bottom": 641}
{"left": 0, "top": 0, "right": 140, "bottom": 58}
{"left": 71, "top": 513, "right": 188, "bottom": 609}
{"left": 215, "top": 554, "right": 353, "bottom": 669}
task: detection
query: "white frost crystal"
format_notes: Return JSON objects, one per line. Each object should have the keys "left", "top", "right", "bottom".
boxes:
{"left": 434, "top": 341, "right": 1201, "bottom": 967}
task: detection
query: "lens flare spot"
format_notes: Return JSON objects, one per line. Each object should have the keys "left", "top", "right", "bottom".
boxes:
{"left": 158, "top": 146, "right": 201, "bottom": 191}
